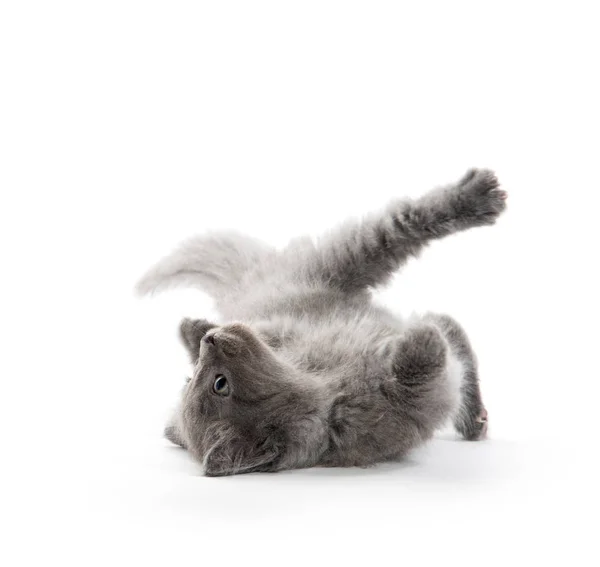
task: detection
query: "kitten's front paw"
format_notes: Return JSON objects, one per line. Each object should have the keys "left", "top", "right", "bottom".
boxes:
{"left": 454, "top": 168, "right": 507, "bottom": 227}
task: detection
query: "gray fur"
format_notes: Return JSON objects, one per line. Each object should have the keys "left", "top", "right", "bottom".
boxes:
{"left": 137, "top": 168, "right": 506, "bottom": 476}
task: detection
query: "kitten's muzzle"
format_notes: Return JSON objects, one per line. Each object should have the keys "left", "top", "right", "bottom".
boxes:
{"left": 203, "top": 333, "right": 216, "bottom": 346}
{"left": 202, "top": 330, "right": 241, "bottom": 356}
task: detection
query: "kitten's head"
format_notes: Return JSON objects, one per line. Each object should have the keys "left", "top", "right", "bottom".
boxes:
{"left": 166, "top": 318, "right": 325, "bottom": 476}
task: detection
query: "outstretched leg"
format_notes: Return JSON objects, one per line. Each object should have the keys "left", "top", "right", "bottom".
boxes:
{"left": 292, "top": 169, "right": 507, "bottom": 293}
{"left": 425, "top": 313, "right": 488, "bottom": 440}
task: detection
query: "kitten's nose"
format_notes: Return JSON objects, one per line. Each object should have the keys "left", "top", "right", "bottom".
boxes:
{"left": 203, "top": 333, "right": 216, "bottom": 345}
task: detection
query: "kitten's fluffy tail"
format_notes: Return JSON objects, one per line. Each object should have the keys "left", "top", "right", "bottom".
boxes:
{"left": 135, "top": 232, "right": 274, "bottom": 298}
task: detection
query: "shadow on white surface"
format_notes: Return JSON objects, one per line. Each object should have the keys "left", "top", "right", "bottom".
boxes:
{"left": 150, "top": 433, "right": 522, "bottom": 483}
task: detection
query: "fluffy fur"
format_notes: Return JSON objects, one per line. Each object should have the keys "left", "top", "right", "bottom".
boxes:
{"left": 138, "top": 168, "right": 506, "bottom": 476}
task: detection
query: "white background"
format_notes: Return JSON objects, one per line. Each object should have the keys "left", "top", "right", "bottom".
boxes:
{"left": 1, "top": 1, "right": 599, "bottom": 565}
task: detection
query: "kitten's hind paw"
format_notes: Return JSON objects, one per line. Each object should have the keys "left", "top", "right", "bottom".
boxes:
{"left": 473, "top": 407, "right": 489, "bottom": 440}
{"left": 453, "top": 168, "right": 508, "bottom": 228}
{"left": 457, "top": 404, "right": 489, "bottom": 441}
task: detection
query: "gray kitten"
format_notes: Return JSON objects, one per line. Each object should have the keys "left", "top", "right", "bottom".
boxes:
{"left": 137, "top": 169, "right": 506, "bottom": 476}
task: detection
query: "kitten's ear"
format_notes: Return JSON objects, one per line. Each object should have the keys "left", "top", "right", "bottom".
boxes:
{"left": 179, "top": 318, "right": 218, "bottom": 363}
{"left": 203, "top": 435, "right": 281, "bottom": 477}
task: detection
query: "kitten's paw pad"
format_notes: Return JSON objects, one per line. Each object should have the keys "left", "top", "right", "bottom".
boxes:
{"left": 475, "top": 408, "right": 488, "bottom": 423}
{"left": 455, "top": 168, "right": 507, "bottom": 226}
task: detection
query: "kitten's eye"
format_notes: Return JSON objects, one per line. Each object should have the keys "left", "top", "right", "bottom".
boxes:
{"left": 213, "top": 374, "right": 230, "bottom": 396}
